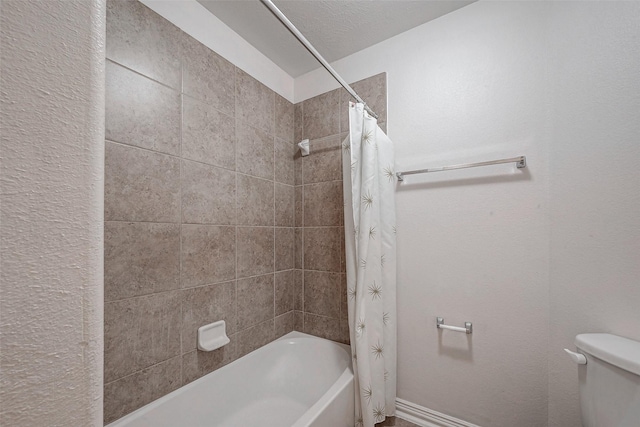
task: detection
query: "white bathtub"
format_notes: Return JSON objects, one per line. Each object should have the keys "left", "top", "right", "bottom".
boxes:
{"left": 107, "top": 332, "right": 354, "bottom": 427}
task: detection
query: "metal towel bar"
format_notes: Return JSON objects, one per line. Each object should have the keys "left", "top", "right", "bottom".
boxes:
{"left": 437, "top": 317, "right": 473, "bottom": 334}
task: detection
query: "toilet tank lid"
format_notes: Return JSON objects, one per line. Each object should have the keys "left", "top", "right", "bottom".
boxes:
{"left": 575, "top": 333, "right": 640, "bottom": 376}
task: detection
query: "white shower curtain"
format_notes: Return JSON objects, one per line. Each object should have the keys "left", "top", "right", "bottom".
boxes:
{"left": 343, "top": 102, "right": 397, "bottom": 427}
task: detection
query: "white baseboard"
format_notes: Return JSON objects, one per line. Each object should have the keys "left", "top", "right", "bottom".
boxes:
{"left": 395, "top": 398, "right": 481, "bottom": 427}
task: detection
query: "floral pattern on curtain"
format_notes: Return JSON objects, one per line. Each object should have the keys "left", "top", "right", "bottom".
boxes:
{"left": 343, "top": 102, "right": 397, "bottom": 427}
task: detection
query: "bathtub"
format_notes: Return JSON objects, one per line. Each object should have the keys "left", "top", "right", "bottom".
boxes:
{"left": 107, "top": 331, "right": 354, "bottom": 427}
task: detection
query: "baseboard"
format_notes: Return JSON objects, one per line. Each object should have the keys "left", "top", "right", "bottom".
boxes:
{"left": 395, "top": 398, "right": 480, "bottom": 427}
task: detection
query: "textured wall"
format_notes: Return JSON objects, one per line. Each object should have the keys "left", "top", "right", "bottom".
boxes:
{"left": 547, "top": 2, "right": 640, "bottom": 426}
{"left": 292, "top": 74, "right": 387, "bottom": 345}
{"left": 294, "top": 2, "right": 640, "bottom": 426}
{"left": 103, "top": 0, "right": 295, "bottom": 423}
{"left": 0, "top": 1, "right": 105, "bottom": 426}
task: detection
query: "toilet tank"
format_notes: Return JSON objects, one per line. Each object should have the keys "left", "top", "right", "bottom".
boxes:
{"left": 574, "top": 333, "right": 640, "bottom": 427}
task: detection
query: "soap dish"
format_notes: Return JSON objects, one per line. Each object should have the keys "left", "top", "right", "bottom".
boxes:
{"left": 197, "top": 320, "right": 230, "bottom": 352}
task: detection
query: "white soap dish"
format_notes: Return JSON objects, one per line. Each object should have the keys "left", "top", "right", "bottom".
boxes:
{"left": 197, "top": 320, "right": 230, "bottom": 352}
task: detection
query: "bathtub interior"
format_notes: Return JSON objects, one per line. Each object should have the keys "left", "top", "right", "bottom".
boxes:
{"left": 107, "top": 332, "right": 353, "bottom": 427}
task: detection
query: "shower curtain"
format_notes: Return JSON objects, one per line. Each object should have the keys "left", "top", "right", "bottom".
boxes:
{"left": 343, "top": 102, "right": 397, "bottom": 427}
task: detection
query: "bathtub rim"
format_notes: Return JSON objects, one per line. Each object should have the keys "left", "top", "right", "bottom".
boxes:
{"left": 106, "top": 331, "right": 352, "bottom": 427}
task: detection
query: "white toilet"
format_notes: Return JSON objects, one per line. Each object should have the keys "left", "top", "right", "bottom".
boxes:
{"left": 566, "top": 333, "right": 640, "bottom": 427}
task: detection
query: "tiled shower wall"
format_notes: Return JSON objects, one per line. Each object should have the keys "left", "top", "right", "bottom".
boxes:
{"left": 103, "top": 1, "right": 296, "bottom": 422}
{"left": 292, "top": 73, "right": 387, "bottom": 344}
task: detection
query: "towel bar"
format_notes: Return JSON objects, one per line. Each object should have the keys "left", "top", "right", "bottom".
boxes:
{"left": 437, "top": 317, "right": 473, "bottom": 334}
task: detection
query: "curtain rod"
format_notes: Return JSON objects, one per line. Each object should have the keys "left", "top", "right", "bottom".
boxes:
{"left": 259, "top": 0, "right": 379, "bottom": 119}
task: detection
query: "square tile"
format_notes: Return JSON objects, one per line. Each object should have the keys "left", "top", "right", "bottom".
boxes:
{"left": 236, "top": 319, "right": 275, "bottom": 357}
{"left": 181, "top": 225, "right": 236, "bottom": 288}
{"left": 237, "top": 227, "right": 274, "bottom": 278}
{"left": 181, "top": 281, "right": 236, "bottom": 351}
{"left": 105, "top": 142, "right": 180, "bottom": 222}
{"left": 302, "top": 135, "right": 342, "bottom": 184}
{"left": 303, "top": 227, "right": 342, "bottom": 272}
{"left": 104, "top": 291, "right": 181, "bottom": 383}
{"left": 106, "top": 0, "right": 183, "bottom": 89}
{"left": 182, "top": 36, "right": 235, "bottom": 116}
{"left": 104, "top": 222, "right": 180, "bottom": 302}
{"left": 237, "top": 174, "right": 274, "bottom": 226}
{"left": 303, "top": 270, "right": 341, "bottom": 318}
{"left": 304, "top": 181, "right": 343, "bottom": 226}
{"left": 105, "top": 61, "right": 181, "bottom": 156}
{"left": 275, "top": 227, "right": 294, "bottom": 271}
{"left": 275, "top": 312, "right": 295, "bottom": 338}
{"left": 237, "top": 274, "right": 274, "bottom": 330}
{"left": 275, "top": 94, "right": 294, "bottom": 142}
{"left": 182, "top": 95, "right": 235, "bottom": 170}
{"left": 303, "top": 313, "right": 341, "bottom": 342}
{"left": 236, "top": 122, "right": 274, "bottom": 180}
{"left": 303, "top": 89, "right": 340, "bottom": 140}
{"left": 275, "top": 183, "right": 294, "bottom": 227}
{"left": 181, "top": 342, "right": 237, "bottom": 386}
{"left": 275, "top": 270, "right": 294, "bottom": 316}
{"left": 104, "top": 356, "right": 181, "bottom": 424}
{"left": 235, "top": 68, "right": 274, "bottom": 135}
{"left": 275, "top": 138, "right": 295, "bottom": 185}
{"left": 181, "top": 160, "right": 236, "bottom": 225}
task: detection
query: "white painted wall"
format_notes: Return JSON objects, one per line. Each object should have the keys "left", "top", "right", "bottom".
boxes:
{"left": 296, "top": 2, "right": 640, "bottom": 426}
{"left": 0, "top": 1, "right": 105, "bottom": 425}
{"left": 141, "top": 0, "right": 295, "bottom": 102}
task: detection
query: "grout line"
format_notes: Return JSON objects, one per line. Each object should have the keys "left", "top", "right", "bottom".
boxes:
{"left": 104, "top": 354, "right": 183, "bottom": 387}
{"left": 178, "top": 60, "right": 184, "bottom": 384}
{"left": 106, "top": 58, "right": 180, "bottom": 92}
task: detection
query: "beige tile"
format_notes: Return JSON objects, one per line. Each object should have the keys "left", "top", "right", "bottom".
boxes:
{"left": 275, "top": 228, "right": 294, "bottom": 271}
{"left": 181, "top": 160, "right": 236, "bottom": 225}
{"left": 304, "top": 270, "right": 340, "bottom": 318}
{"left": 275, "top": 94, "right": 294, "bottom": 142}
{"left": 237, "top": 274, "right": 274, "bottom": 330}
{"left": 294, "top": 186, "right": 303, "bottom": 227}
{"left": 181, "top": 225, "right": 236, "bottom": 288}
{"left": 294, "top": 102, "right": 303, "bottom": 143}
{"left": 237, "top": 174, "right": 274, "bottom": 226}
{"left": 104, "top": 222, "right": 180, "bottom": 302}
{"left": 275, "top": 183, "right": 294, "bottom": 227}
{"left": 293, "top": 269, "right": 303, "bottom": 311}
{"left": 182, "top": 95, "right": 235, "bottom": 170}
{"left": 294, "top": 310, "right": 304, "bottom": 332}
{"left": 294, "top": 229, "right": 303, "bottom": 270}
{"left": 304, "top": 313, "right": 341, "bottom": 342}
{"left": 236, "top": 122, "right": 274, "bottom": 180}
{"left": 235, "top": 68, "right": 274, "bottom": 135}
{"left": 304, "top": 181, "right": 343, "bottom": 226}
{"left": 340, "top": 73, "right": 388, "bottom": 132}
{"left": 302, "top": 135, "right": 342, "bottom": 184}
{"left": 275, "top": 312, "right": 295, "bottom": 338}
{"left": 106, "top": 0, "right": 183, "bottom": 90}
{"left": 104, "top": 356, "right": 181, "bottom": 424}
{"left": 236, "top": 319, "right": 275, "bottom": 357}
{"left": 105, "top": 61, "right": 181, "bottom": 156}
{"left": 237, "top": 227, "right": 274, "bottom": 278}
{"left": 104, "top": 291, "right": 181, "bottom": 383}
{"left": 275, "top": 138, "right": 295, "bottom": 185}
{"left": 181, "top": 341, "right": 237, "bottom": 386}
{"left": 181, "top": 281, "right": 236, "bottom": 351}
{"left": 303, "top": 227, "right": 342, "bottom": 272}
{"left": 275, "top": 270, "right": 294, "bottom": 316}
{"left": 105, "top": 142, "right": 180, "bottom": 222}
{"left": 182, "top": 36, "right": 235, "bottom": 116}
{"left": 303, "top": 89, "right": 340, "bottom": 140}
{"left": 339, "top": 316, "right": 350, "bottom": 345}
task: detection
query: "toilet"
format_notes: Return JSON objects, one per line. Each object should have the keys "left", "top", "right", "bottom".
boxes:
{"left": 566, "top": 333, "right": 640, "bottom": 427}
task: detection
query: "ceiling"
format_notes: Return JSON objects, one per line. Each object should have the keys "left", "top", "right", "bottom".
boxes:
{"left": 198, "top": 0, "right": 474, "bottom": 77}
